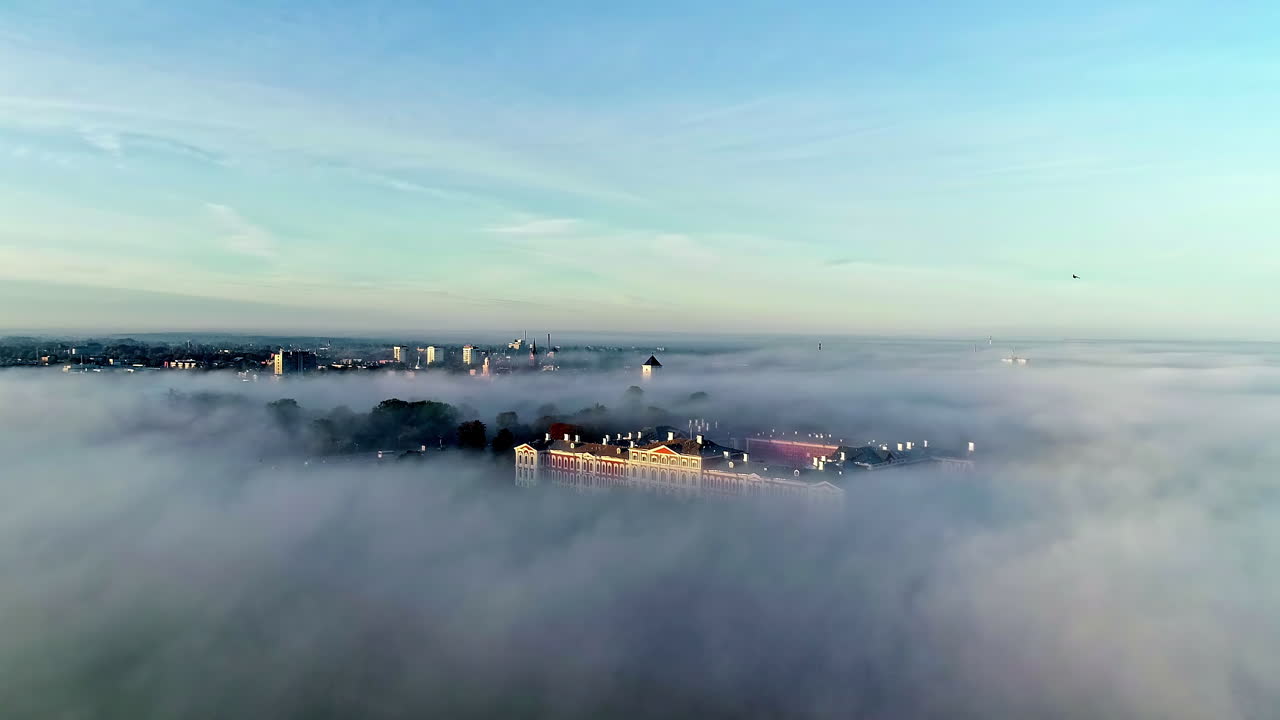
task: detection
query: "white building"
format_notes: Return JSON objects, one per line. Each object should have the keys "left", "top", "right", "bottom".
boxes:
{"left": 425, "top": 346, "right": 439, "bottom": 365}
{"left": 641, "top": 355, "right": 662, "bottom": 380}
{"left": 514, "top": 431, "right": 841, "bottom": 507}
{"left": 462, "top": 345, "right": 479, "bottom": 365}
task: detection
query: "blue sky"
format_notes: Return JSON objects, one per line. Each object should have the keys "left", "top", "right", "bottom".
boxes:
{"left": 1, "top": 0, "right": 1277, "bottom": 337}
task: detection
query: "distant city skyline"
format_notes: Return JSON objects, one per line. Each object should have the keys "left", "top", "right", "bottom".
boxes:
{"left": 2, "top": 1, "right": 1278, "bottom": 338}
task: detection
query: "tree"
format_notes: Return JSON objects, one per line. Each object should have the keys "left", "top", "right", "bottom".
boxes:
{"left": 305, "top": 418, "right": 342, "bottom": 455}
{"left": 366, "top": 398, "right": 459, "bottom": 450}
{"left": 688, "top": 391, "right": 710, "bottom": 403}
{"left": 266, "top": 398, "right": 303, "bottom": 434}
{"left": 496, "top": 411, "right": 519, "bottom": 429}
{"left": 577, "top": 403, "right": 609, "bottom": 418}
{"left": 457, "top": 420, "right": 487, "bottom": 451}
{"left": 491, "top": 428, "right": 516, "bottom": 456}
{"left": 625, "top": 385, "right": 644, "bottom": 401}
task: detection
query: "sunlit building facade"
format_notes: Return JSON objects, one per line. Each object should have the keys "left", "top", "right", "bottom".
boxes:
{"left": 271, "top": 349, "right": 318, "bottom": 376}
{"left": 515, "top": 430, "right": 844, "bottom": 506}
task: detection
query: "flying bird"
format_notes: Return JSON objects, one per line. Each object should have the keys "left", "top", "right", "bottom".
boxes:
{"left": 1072, "top": 274, "right": 1080, "bottom": 279}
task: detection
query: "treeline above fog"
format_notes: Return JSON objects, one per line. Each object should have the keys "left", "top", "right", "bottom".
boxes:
{"left": 171, "top": 385, "right": 712, "bottom": 458}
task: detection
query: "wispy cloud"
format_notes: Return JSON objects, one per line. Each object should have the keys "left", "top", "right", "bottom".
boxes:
{"left": 487, "top": 217, "right": 582, "bottom": 236}
{"left": 128, "top": 133, "right": 230, "bottom": 166}
{"left": 78, "top": 127, "right": 122, "bottom": 155}
{"left": 362, "top": 173, "right": 451, "bottom": 197}
{"left": 350, "top": 169, "right": 489, "bottom": 205}
{"left": 204, "top": 203, "right": 277, "bottom": 259}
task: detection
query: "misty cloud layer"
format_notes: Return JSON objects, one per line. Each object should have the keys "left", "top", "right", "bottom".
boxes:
{"left": 1, "top": 340, "right": 1278, "bottom": 718}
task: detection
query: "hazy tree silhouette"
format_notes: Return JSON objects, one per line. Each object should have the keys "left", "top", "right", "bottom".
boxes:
{"left": 491, "top": 428, "right": 516, "bottom": 456}
{"left": 457, "top": 420, "right": 487, "bottom": 451}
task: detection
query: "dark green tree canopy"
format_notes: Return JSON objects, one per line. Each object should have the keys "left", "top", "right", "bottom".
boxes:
{"left": 457, "top": 420, "right": 487, "bottom": 451}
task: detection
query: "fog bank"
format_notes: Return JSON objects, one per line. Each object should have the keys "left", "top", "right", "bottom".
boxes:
{"left": 1, "top": 340, "right": 1278, "bottom": 718}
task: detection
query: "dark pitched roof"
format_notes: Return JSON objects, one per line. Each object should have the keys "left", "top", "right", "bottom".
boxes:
{"left": 547, "top": 440, "right": 627, "bottom": 457}
{"left": 637, "top": 436, "right": 744, "bottom": 459}
{"left": 643, "top": 355, "right": 662, "bottom": 367}
{"left": 828, "top": 445, "right": 897, "bottom": 467}
{"left": 637, "top": 438, "right": 702, "bottom": 455}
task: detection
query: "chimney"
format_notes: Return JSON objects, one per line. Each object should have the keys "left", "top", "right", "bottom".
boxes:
{"left": 723, "top": 450, "right": 730, "bottom": 459}
{"left": 923, "top": 440, "right": 928, "bottom": 448}
{"left": 743, "top": 453, "right": 749, "bottom": 462}
{"left": 897, "top": 443, "right": 904, "bottom": 452}
{"left": 906, "top": 441, "right": 913, "bottom": 450}
{"left": 696, "top": 434, "right": 704, "bottom": 445}
{"left": 629, "top": 441, "right": 635, "bottom": 448}
{"left": 574, "top": 434, "right": 581, "bottom": 443}
{"left": 968, "top": 442, "right": 975, "bottom": 454}
{"left": 840, "top": 451, "right": 846, "bottom": 461}
{"left": 545, "top": 433, "right": 551, "bottom": 441}
{"left": 564, "top": 433, "right": 571, "bottom": 441}
{"left": 668, "top": 431, "right": 675, "bottom": 441}
{"left": 421, "top": 444, "right": 427, "bottom": 452}
{"left": 603, "top": 436, "right": 609, "bottom": 444}
{"left": 812, "top": 456, "right": 819, "bottom": 467}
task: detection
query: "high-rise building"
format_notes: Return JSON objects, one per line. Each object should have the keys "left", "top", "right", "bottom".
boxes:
{"left": 392, "top": 346, "right": 404, "bottom": 363}
{"left": 426, "top": 346, "right": 438, "bottom": 365}
{"left": 272, "top": 349, "right": 317, "bottom": 376}
{"left": 462, "top": 345, "right": 479, "bottom": 365}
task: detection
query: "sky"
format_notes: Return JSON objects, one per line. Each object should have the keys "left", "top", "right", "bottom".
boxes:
{"left": 1, "top": 0, "right": 1278, "bottom": 338}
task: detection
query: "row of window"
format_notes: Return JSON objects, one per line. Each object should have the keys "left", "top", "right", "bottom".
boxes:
{"left": 635, "top": 453, "right": 698, "bottom": 468}
{"left": 519, "top": 453, "right": 838, "bottom": 498}
{"left": 521, "top": 450, "right": 704, "bottom": 468}
{"left": 528, "top": 468, "right": 841, "bottom": 501}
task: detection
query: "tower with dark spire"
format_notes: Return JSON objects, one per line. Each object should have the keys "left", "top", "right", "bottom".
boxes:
{"left": 642, "top": 355, "right": 662, "bottom": 381}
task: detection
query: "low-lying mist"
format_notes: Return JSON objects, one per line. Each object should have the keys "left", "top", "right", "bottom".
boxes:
{"left": 1, "top": 340, "right": 1278, "bottom": 718}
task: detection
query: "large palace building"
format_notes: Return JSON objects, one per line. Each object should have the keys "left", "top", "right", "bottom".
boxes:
{"left": 514, "top": 427, "right": 974, "bottom": 505}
